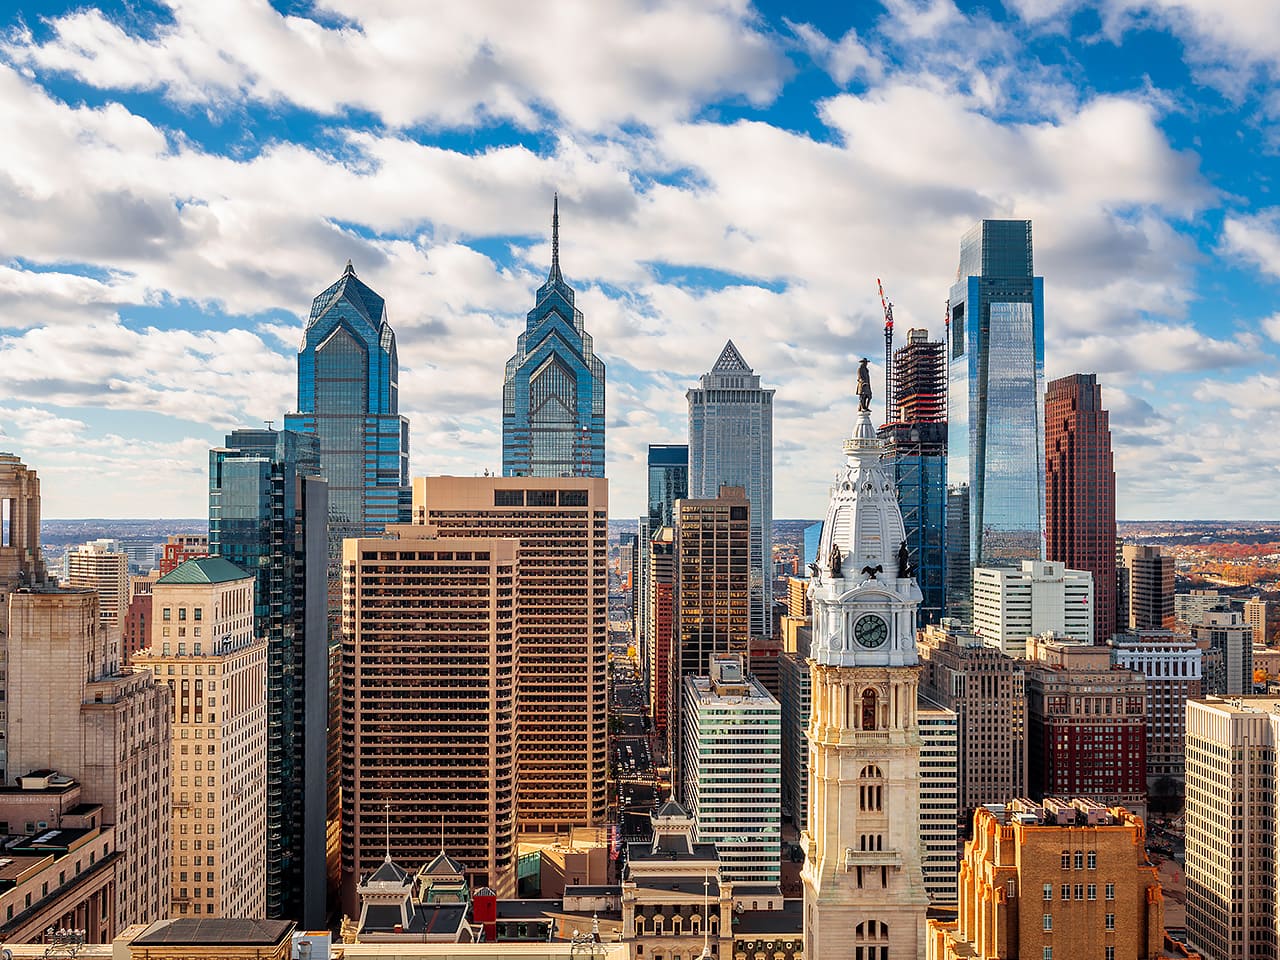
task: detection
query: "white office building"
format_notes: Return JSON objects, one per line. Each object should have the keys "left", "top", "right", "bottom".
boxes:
{"left": 972, "top": 560, "right": 1093, "bottom": 657}
{"left": 918, "top": 696, "right": 959, "bottom": 905}
{"left": 681, "top": 654, "right": 781, "bottom": 886}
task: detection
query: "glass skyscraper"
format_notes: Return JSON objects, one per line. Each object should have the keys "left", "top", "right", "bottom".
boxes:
{"left": 209, "top": 428, "right": 330, "bottom": 925}
{"left": 637, "top": 444, "right": 688, "bottom": 667}
{"left": 687, "top": 341, "right": 774, "bottom": 638}
{"left": 502, "top": 197, "right": 606, "bottom": 478}
{"left": 284, "top": 261, "right": 411, "bottom": 548}
{"left": 945, "top": 220, "right": 1045, "bottom": 619}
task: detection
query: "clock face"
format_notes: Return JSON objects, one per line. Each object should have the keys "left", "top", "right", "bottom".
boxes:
{"left": 854, "top": 614, "right": 889, "bottom": 649}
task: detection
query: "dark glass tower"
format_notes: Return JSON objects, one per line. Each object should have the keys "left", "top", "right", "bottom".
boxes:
{"left": 284, "top": 261, "right": 411, "bottom": 552}
{"left": 945, "top": 220, "right": 1045, "bottom": 620}
{"left": 879, "top": 328, "right": 947, "bottom": 625}
{"left": 637, "top": 444, "right": 688, "bottom": 673}
{"left": 502, "top": 197, "right": 606, "bottom": 478}
{"left": 209, "top": 429, "right": 330, "bottom": 925}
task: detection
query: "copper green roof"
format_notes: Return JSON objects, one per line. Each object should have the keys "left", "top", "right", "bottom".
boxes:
{"left": 156, "top": 557, "right": 251, "bottom": 585}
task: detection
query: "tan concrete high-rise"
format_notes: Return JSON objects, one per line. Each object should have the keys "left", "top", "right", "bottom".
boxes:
{"left": 928, "top": 798, "right": 1172, "bottom": 960}
{"left": 339, "top": 525, "right": 518, "bottom": 913}
{"left": 133, "top": 557, "right": 267, "bottom": 919}
{"left": 1243, "top": 596, "right": 1279, "bottom": 646}
{"left": 1184, "top": 696, "right": 1280, "bottom": 960}
{"left": 412, "top": 477, "right": 608, "bottom": 833}
{"left": 65, "top": 539, "right": 130, "bottom": 631}
{"left": 918, "top": 619, "right": 1028, "bottom": 818}
{"left": 5, "top": 587, "right": 172, "bottom": 927}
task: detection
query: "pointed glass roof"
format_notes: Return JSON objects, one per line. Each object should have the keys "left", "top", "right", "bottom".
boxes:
{"left": 712, "top": 340, "right": 753, "bottom": 373}
{"left": 307, "top": 261, "right": 387, "bottom": 331}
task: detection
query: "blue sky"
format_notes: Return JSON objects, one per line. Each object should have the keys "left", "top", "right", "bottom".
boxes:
{"left": 0, "top": 0, "right": 1278, "bottom": 520}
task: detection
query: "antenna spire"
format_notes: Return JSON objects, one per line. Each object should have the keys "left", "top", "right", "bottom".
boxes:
{"left": 701, "top": 870, "right": 711, "bottom": 958}
{"left": 549, "top": 193, "right": 562, "bottom": 283}
{"left": 384, "top": 802, "right": 391, "bottom": 862}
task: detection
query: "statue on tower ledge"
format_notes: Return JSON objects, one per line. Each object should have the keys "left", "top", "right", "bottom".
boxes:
{"left": 856, "top": 357, "right": 873, "bottom": 412}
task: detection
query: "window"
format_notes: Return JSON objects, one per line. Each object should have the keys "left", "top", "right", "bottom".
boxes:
{"left": 1087, "top": 851, "right": 1097, "bottom": 869}
{"left": 1060, "top": 884, "right": 1069, "bottom": 901}
{"left": 1042, "top": 914, "right": 1052, "bottom": 931}
{"left": 1043, "top": 949, "right": 1053, "bottom": 960}
{"left": 1105, "top": 914, "right": 1115, "bottom": 931}
{"left": 194, "top": 608, "right": 202, "bottom": 621}
{"left": 1061, "top": 851, "right": 1070, "bottom": 869}
{"left": 163, "top": 608, "right": 171, "bottom": 621}
{"left": 1073, "top": 851, "right": 1083, "bottom": 869}
{"left": 1088, "top": 884, "right": 1096, "bottom": 901}
{"left": 861, "top": 688, "right": 879, "bottom": 731}
{"left": 1106, "top": 948, "right": 1115, "bottom": 960}
{"left": 1105, "top": 883, "right": 1115, "bottom": 900}
{"left": 1043, "top": 883, "right": 1052, "bottom": 901}
{"left": 1074, "top": 884, "right": 1083, "bottom": 900}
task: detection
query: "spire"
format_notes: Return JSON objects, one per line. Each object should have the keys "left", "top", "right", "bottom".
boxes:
{"left": 549, "top": 193, "right": 562, "bottom": 283}
{"left": 384, "top": 802, "right": 391, "bottom": 862}
{"left": 344, "top": 259, "right": 355, "bottom": 277}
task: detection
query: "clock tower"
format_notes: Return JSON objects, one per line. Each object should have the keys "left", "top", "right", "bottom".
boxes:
{"left": 800, "top": 373, "right": 930, "bottom": 959}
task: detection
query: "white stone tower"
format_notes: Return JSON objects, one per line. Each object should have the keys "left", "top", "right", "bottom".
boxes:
{"left": 800, "top": 374, "right": 929, "bottom": 959}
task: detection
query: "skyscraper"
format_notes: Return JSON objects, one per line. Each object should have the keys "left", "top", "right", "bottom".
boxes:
{"left": 209, "top": 428, "right": 330, "bottom": 925}
{"left": 637, "top": 444, "right": 688, "bottom": 680}
{"left": 1046, "top": 373, "right": 1117, "bottom": 643}
{"left": 284, "top": 261, "right": 411, "bottom": 564}
{"left": 502, "top": 197, "right": 606, "bottom": 479}
{"left": 65, "top": 538, "right": 130, "bottom": 631}
{"left": 945, "top": 220, "right": 1046, "bottom": 619}
{"left": 688, "top": 341, "right": 775, "bottom": 637}
{"left": 340, "top": 525, "right": 518, "bottom": 913}
{"left": 413, "top": 476, "right": 609, "bottom": 831}
{"left": 879, "top": 328, "right": 947, "bottom": 624}
{"left": 1121, "top": 544, "right": 1174, "bottom": 630}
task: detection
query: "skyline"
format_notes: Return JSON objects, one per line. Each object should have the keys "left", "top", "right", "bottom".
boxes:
{"left": 2, "top": 1, "right": 1280, "bottom": 520}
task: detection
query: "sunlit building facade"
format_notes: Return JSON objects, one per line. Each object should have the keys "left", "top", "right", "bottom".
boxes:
{"left": 284, "top": 261, "right": 411, "bottom": 551}
{"left": 688, "top": 342, "right": 774, "bottom": 638}
{"left": 502, "top": 197, "right": 606, "bottom": 479}
{"left": 946, "top": 220, "right": 1046, "bottom": 619}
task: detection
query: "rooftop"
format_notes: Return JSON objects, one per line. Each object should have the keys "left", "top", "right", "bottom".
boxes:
{"left": 983, "top": 797, "right": 1138, "bottom": 828}
{"left": 132, "top": 918, "right": 294, "bottom": 946}
{"left": 156, "top": 556, "right": 252, "bottom": 586}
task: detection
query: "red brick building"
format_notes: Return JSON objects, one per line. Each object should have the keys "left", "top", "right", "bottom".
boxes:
{"left": 1045, "top": 373, "right": 1117, "bottom": 643}
{"left": 1025, "top": 636, "right": 1147, "bottom": 818}
{"left": 157, "top": 534, "right": 208, "bottom": 576}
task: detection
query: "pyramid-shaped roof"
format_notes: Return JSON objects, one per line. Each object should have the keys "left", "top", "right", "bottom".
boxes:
{"left": 367, "top": 857, "right": 411, "bottom": 885}
{"left": 157, "top": 557, "right": 251, "bottom": 586}
{"left": 422, "top": 849, "right": 467, "bottom": 877}
{"left": 307, "top": 261, "right": 387, "bottom": 330}
{"left": 711, "top": 340, "right": 752, "bottom": 373}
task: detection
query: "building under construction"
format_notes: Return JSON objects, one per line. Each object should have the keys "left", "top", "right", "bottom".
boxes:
{"left": 879, "top": 327, "right": 947, "bottom": 624}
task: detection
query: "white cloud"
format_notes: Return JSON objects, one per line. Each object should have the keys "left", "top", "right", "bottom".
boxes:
{"left": 4, "top": 0, "right": 786, "bottom": 131}
{"left": 1262, "top": 313, "right": 1280, "bottom": 343}
{"left": 1222, "top": 210, "right": 1280, "bottom": 279}
{"left": 788, "top": 21, "right": 883, "bottom": 85}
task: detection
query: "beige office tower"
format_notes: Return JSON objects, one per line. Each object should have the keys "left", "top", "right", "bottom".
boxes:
{"left": 339, "top": 525, "right": 519, "bottom": 913}
{"left": 5, "top": 587, "right": 172, "bottom": 927}
{"left": 133, "top": 558, "right": 267, "bottom": 919}
{"left": 1184, "top": 696, "right": 1280, "bottom": 960}
{"left": 65, "top": 539, "right": 130, "bottom": 630}
{"left": 412, "top": 477, "right": 608, "bottom": 832}
{"left": 917, "top": 619, "right": 1028, "bottom": 816}
{"left": 801, "top": 400, "right": 929, "bottom": 958}
{"left": 917, "top": 696, "right": 959, "bottom": 905}
{"left": 1243, "top": 596, "right": 1279, "bottom": 646}
{"left": 671, "top": 486, "right": 750, "bottom": 786}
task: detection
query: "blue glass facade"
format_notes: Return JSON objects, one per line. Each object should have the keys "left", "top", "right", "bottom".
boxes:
{"left": 209, "top": 428, "right": 330, "bottom": 926}
{"left": 502, "top": 198, "right": 606, "bottom": 478}
{"left": 284, "top": 261, "right": 411, "bottom": 544}
{"left": 688, "top": 341, "right": 774, "bottom": 638}
{"left": 637, "top": 444, "right": 688, "bottom": 664}
{"left": 945, "top": 220, "right": 1046, "bottom": 619}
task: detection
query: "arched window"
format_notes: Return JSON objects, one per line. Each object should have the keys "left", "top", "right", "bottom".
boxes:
{"left": 861, "top": 688, "right": 878, "bottom": 730}
{"left": 673, "top": 916, "right": 683, "bottom": 935}
{"left": 654, "top": 916, "right": 664, "bottom": 936}
{"left": 858, "top": 766, "right": 885, "bottom": 812}
{"left": 854, "top": 921, "right": 890, "bottom": 960}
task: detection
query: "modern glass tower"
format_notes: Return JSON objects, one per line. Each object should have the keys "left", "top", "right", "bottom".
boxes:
{"left": 503, "top": 196, "right": 606, "bottom": 478}
{"left": 687, "top": 341, "right": 774, "bottom": 638}
{"left": 945, "top": 219, "right": 1045, "bottom": 620}
{"left": 637, "top": 444, "right": 688, "bottom": 675}
{"left": 283, "top": 261, "right": 411, "bottom": 549}
{"left": 209, "top": 428, "right": 330, "bottom": 926}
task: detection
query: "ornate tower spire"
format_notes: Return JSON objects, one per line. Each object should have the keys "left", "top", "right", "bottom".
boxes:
{"left": 549, "top": 192, "right": 562, "bottom": 284}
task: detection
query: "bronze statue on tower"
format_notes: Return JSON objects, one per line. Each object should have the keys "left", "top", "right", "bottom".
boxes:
{"left": 856, "top": 358, "right": 873, "bottom": 413}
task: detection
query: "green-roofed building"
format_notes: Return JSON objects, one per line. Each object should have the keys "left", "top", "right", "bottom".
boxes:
{"left": 157, "top": 556, "right": 252, "bottom": 585}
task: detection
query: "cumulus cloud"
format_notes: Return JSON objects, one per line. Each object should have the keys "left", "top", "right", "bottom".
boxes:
{"left": 3, "top": 0, "right": 787, "bottom": 131}
{"left": 1222, "top": 210, "right": 1280, "bottom": 280}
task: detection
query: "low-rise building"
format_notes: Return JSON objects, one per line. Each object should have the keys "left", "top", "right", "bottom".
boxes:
{"left": 927, "top": 798, "right": 1174, "bottom": 960}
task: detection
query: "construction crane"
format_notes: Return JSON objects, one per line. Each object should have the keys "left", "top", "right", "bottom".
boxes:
{"left": 877, "top": 278, "right": 894, "bottom": 425}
